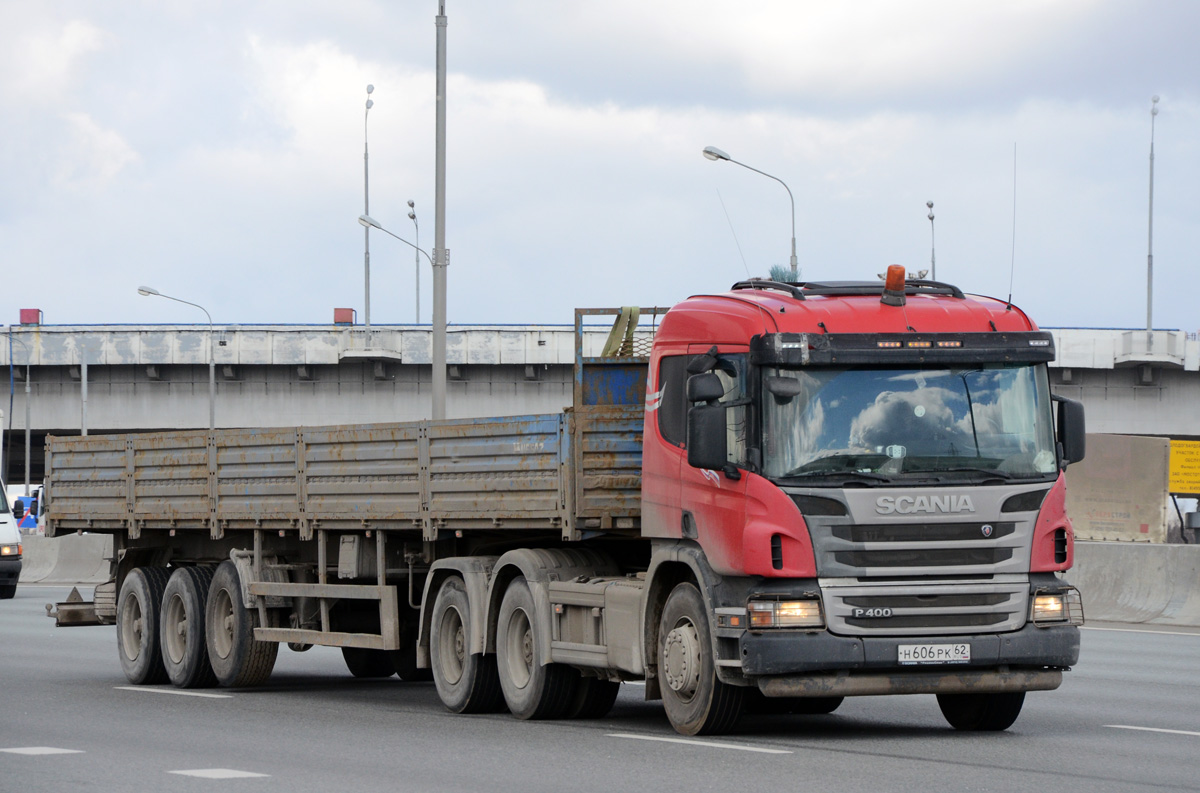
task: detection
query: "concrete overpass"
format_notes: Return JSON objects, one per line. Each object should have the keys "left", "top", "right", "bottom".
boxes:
{"left": 3, "top": 322, "right": 1197, "bottom": 484}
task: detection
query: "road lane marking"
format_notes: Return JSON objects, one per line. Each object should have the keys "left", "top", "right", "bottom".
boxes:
{"left": 1107, "top": 725, "right": 1200, "bottom": 738}
{"left": 1082, "top": 627, "right": 1200, "bottom": 637}
{"left": 115, "top": 686, "right": 233, "bottom": 699}
{"left": 608, "top": 733, "right": 792, "bottom": 754}
{"left": 1, "top": 747, "right": 85, "bottom": 755}
{"left": 170, "top": 769, "right": 269, "bottom": 779}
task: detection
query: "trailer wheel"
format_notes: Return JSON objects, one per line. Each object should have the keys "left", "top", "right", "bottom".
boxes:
{"left": 937, "top": 691, "right": 1025, "bottom": 731}
{"left": 659, "top": 582, "right": 744, "bottom": 735}
{"left": 496, "top": 577, "right": 575, "bottom": 720}
{"left": 117, "top": 566, "right": 172, "bottom": 685}
{"left": 429, "top": 576, "right": 502, "bottom": 713}
{"left": 160, "top": 566, "right": 218, "bottom": 688}
{"left": 205, "top": 560, "right": 278, "bottom": 687}
{"left": 341, "top": 647, "right": 395, "bottom": 678}
{"left": 566, "top": 676, "right": 621, "bottom": 719}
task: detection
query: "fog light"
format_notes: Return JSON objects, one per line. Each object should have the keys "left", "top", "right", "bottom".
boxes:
{"left": 748, "top": 599, "right": 824, "bottom": 629}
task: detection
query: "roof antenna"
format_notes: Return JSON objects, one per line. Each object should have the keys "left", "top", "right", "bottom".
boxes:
{"left": 1006, "top": 142, "right": 1017, "bottom": 310}
{"left": 715, "top": 187, "right": 751, "bottom": 278}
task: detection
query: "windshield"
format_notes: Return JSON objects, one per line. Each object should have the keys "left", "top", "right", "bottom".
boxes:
{"left": 762, "top": 364, "right": 1057, "bottom": 482}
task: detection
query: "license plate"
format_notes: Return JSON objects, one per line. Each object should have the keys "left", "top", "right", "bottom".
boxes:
{"left": 898, "top": 643, "right": 970, "bottom": 665}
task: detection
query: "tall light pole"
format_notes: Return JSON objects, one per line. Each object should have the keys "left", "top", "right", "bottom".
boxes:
{"left": 138, "top": 286, "right": 215, "bottom": 431}
{"left": 1147, "top": 95, "right": 1159, "bottom": 335}
{"left": 703, "top": 145, "right": 798, "bottom": 280}
{"left": 408, "top": 200, "right": 420, "bottom": 323}
{"left": 432, "top": 2, "right": 449, "bottom": 419}
{"left": 927, "top": 201, "right": 936, "bottom": 281}
{"left": 363, "top": 84, "right": 375, "bottom": 331}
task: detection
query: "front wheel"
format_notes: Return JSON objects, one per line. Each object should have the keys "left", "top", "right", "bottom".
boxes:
{"left": 937, "top": 691, "right": 1025, "bottom": 731}
{"left": 658, "top": 582, "right": 744, "bottom": 735}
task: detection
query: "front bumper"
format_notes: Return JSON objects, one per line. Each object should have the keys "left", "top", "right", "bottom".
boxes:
{"left": 0, "top": 557, "right": 22, "bottom": 585}
{"left": 740, "top": 622, "right": 1080, "bottom": 676}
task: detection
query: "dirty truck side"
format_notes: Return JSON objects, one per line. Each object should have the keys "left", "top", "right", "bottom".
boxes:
{"left": 46, "top": 275, "right": 1086, "bottom": 735}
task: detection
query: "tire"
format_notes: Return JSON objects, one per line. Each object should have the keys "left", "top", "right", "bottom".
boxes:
{"left": 160, "top": 566, "right": 219, "bottom": 688}
{"left": 659, "top": 582, "right": 744, "bottom": 735}
{"left": 496, "top": 577, "right": 575, "bottom": 720}
{"left": 429, "top": 576, "right": 503, "bottom": 714}
{"left": 390, "top": 619, "right": 433, "bottom": 682}
{"left": 567, "top": 676, "right": 621, "bottom": 719}
{"left": 937, "top": 691, "right": 1025, "bottom": 731}
{"left": 205, "top": 560, "right": 278, "bottom": 688}
{"left": 342, "top": 647, "right": 396, "bottom": 678}
{"left": 116, "top": 566, "right": 172, "bottom": 685}
{"left": 0, "top": 584, "right": 15, "bottom": 599}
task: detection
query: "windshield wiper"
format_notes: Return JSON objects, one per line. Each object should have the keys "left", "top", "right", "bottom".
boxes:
{"left": 779, "top": 470, "right": 891, "bottom": 486}
{"left": 920, "top": 466, "right": 1030, "bottom": 483}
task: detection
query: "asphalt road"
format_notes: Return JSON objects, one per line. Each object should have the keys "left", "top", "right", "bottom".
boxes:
{"left": 3, "top": 585, "right": 1199, "bottom": 793}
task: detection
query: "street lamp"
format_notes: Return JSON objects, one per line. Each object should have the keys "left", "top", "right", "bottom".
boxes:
{"left": 363, "top": 84, "right": 375, "bottom": 331}
{"left": 927, "top": 201, "right": 936, "bottom": 281}
{"left": 1147, "top": 95, "right": 1160, "bottom": 335}
{"left": 138, "top": 286, "right": 215, "bottom": 431}
{"left": 358, "top": 215, "right": 435, "bottom": 271}
{"left": 408, "top": 200, "right": 420, "bottom": 324}
{"left": 703, "top": 145, "right": 798, "bottom": 280}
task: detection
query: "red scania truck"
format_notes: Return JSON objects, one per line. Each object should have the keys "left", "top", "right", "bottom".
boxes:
{"left": 45, "top": 268, "right": 1085, "bottom": 736}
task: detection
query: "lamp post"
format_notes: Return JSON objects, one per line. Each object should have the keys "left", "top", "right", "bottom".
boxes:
{"left": 432, "top": 1, "right": 449, "bottom": 420}
{"left": 363, "top": 84, "right": 375, "bottom": 331}
{"left": 358, "top": 215, "right": 435, "bottom": 276}
{"left": 927, "top": 201, "right": 936, "bottom": 281}
{"left": 1147, "top": 95, "right": 1159, "bottom": 335}
{"left": 138, "top": 286, "right": 215, "bottom": 431}
{"left": 408, "top": 200, "right": 420, "bottom": 323}
{"left": 703, "top": 145, "right": 798, "bottom": 280}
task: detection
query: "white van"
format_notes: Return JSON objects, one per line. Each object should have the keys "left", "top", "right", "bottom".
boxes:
{"left": 0, "top": 488, "right": 21, "bottom": 598}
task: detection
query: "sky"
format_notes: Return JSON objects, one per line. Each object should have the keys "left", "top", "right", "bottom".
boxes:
{"left": 2, "top": 1, "right": 1198, "bottom": 331}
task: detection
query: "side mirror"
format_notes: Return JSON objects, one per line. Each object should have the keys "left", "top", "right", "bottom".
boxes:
{"left": 765, "top": 375, "right": 804, "bottom": 405}
{"left": 1055, "top": 397, "right": 1086, "bottom": 466}
{"left": 687, "top": 403, "right": 728, "bottom": 471}
{"left": 12, "top": 501, "right": 25, "bottom": 520}
{"left": 686, "top": 372, "right": 724, "bottom": 403}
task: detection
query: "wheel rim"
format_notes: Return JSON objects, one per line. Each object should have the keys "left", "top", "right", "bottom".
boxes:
{"left": 120, "top": 594, "right": 144, "bottom": 662}
{"left": 503, "top": 606, "right": 533, "bottom": 690}
{"left": 437, "top": 604, "right": 466, "bottom": 685}
{"left": 662, "top": 618, "right": 702, "bottom": 701}
{"left": 211, "top": 588, "right": 234, "bottom": 660}
{"left": 163, "top": 591, "right": 188, "bottom": 664}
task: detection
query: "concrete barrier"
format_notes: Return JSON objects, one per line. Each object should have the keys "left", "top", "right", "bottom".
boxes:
{"left": 16, "top": 535, "right": 1200, "bottom": 627}
{"left": 21, "top": 535, "right": 113, "bottom": 585}
{"left": 1066, "top": 541, "right": 1200, "bottom": 627}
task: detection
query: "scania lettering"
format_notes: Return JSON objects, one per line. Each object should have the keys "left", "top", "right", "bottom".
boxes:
{"left": 44, "top": 267, "right": 1085, "bottom": 735}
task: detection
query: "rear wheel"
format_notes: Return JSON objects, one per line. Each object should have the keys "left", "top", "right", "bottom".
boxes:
{"left": 205, "top": 560, "right": 278, "bottom": 687}
{"left": 429, "top": 576, "right": 502, "bottom": 713}
{"left": 117, "top": 566, "right": 171, "bottom": 685}
{"left": 342, "top": 647, "right": 395, "bottom": 678}
{"left": 567, "top": 676, "right": 621, "bottom": 719}
{"left": 659, "top": 582, "right": 744, "bottom": 735}
{"left": 496, "top": 577, "right": 575, "bottom": 720}
{"left": 937, "top": 692, "right": 1025, "bottom": 731}
{"left": 390, "top": 618, "right": 433, "bottom": 682}
{"left": 0, "top": 584, "right": 15, "bottom": 599}
{"left": 160, "top": 566, "right": 218, "bottom": 688}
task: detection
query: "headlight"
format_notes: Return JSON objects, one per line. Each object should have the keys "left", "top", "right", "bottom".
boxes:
{"left": 0, "top": 543, "right": 20, "bottom": 557}
{"left": 1032, "top": 588, "right": 1083, "bottom": 626}
{"left": 747, "top": 599, "right": 824, "bottom": 629}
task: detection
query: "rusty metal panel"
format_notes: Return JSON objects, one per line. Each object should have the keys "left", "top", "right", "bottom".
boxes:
{"left": 214, "top": 429, "right": 302, "bottom": 521}
{"left": 572, "top": 405, "right": 643, "bottom": 520}
{"left": 44, "top": 436, "right": 129, "bottom": 523}
{"left": 131, "top": 432, "right": 211, "bottom": 522}
{"left": 426, "top": 414, "right": 565, "bottom": 524}
{"left": 301, "top": 424, "right": 422, "bottom": 522}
